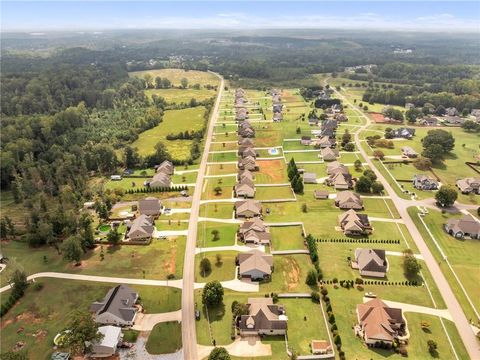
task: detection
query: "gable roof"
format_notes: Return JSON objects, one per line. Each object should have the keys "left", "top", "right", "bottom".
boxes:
{"left": 357, "top": 298, "right": 404, "bottom": 342}
{"left": 327, "top": 161, "right": 349, "bottom": 175}
{"left": 336, "top": 191, "right": 363, "bottom": 208}
{"left": 238, "top": 250, "right": 273, "bottom": 276}
{"left": 240, "top": 218, "right": 267, "bottom": 233}
{"left": 355, "top": 248, "right": 387, "bottom": 274}
{"left": 235, "top": 200, "right": 262, "bottom": 215}
{"left": 138, "top": 198, "right": 162, "bottom": 215}
{"left": 156, "top": 160, "right": 174, "bottom": 175}
{"left": 127, "top": 214, "right": 154, "bottom": 238}
{"left": 338, "top": 209, "right": 371, "bottom": 231}
{"left": 239, "top": 298, "right": 287, "bottom": 332}
{"left": 446, "top": 214, "right": 480, "bottom": 235}
{"left": 90, "top": 285, "right": 138, "bottom": 323}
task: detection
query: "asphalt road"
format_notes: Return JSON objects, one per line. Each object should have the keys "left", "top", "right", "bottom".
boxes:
{"left": 181, "top": 72, "right": 224, "bottom": 360}
{"left": 330, "top": 81, "right": 480, "bottom": 359}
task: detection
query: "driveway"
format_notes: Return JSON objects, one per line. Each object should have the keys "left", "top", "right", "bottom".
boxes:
{"left": 197, "top": 336, "right": 272, "bottom": 359}
{"left": 195, "top": 244, "right": 266, "bottom": 255}
{"left": 132, "top": 310, "right": 182, "bottom": 331}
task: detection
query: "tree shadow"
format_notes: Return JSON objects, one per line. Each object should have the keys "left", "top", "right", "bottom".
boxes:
{"left": 200, "top": 268, "right": 212, "bottom": 278}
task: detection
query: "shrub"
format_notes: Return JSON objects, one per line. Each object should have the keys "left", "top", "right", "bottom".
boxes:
{"left": 311, "top": 292, "right": 320, "bottom": 303}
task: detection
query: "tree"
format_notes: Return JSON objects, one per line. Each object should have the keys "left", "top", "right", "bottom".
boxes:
{"left": 301, "top": 203, "right": 308, "bottom": 213}
{"left": 403, "top": 254, "right": 421, "bottom": 279}
{"left": 62, "top": 311, "right": 103, "bottom": 355}
{"left": 354, "top": 159, "right": 362, "bottom": 170}
{"left": 435, "top": 185, "right": 458, "bottom": 207}
{"left": 211, "top": 229, "right": 220, "bottom": 241}
{"left": 435, "top": 105, "right": 446, "bottom": 116}
{"left": 154, "top": 76, "right": 162, "bottom": 89}
{"left": 287, "top": 158, "right": 298, "bottom": 181}
{"left": 422, "top": 143, "right": 445, "bottom": 163}
{"left": 413, "top": 157, "right": 432, "bottom": 170}
{"left": 200, "top": 258, "right": 212, "bottom": 276}
{"left": 422, "top": 129, "right": 455, "bottom": 154}
{"left": 363, "top": 169, "right": 377, "bottom": 181}
{"left": 232, "top": 301, "right": 248, "bottom": 317}
{"left": 293, "top": 176, "right": 304, "bottom": 194}
{"left": 215, "top": 253, "right": 222, "bottom": 265}
{"left": 214, "top": 186, "right": 222, "bottom": 196}
{"left": 427, "top": 340, "right": 438, "bottom": 356}
{"left": 405, "top": 108, "right": 422, "bottom": 123}
{"left": 421, "top": 320, "right": 430, "bottom": 329}
{"left": 106, "top": 228, "right": 121, "bottom": 245}
{"left": 202, "top": 280, "right": 224, "bottom": 306}
{"left": 371, "top": 181, "right": 384, "bottom": 194}
{"left": 355, "top": 176, "right": 372, "bottom": 193}
{"left": 373, "top": 150, "right": 385, "bottom": 160}
{"left": 0, "top": 352, "right": 28, "bottom": 360}
{"left": 208, "top": 347, "right": 230, "bottom": 360}
{"left": 306, "top": 269, "right": 318, "bottom": 286}
{"left": 341, "top": 130, "right": 351, "bottom": 145}
{"left": 461, "top": 120, "right": 480, "bottom": 132}
{"left": 9, "top": 269, "right": 28, "bottom": 298}
{"left": 180, "top": 78, "right": 189, "bottom": 89}
{"left": 124, "top": 146, "right": 140, "bottom": 169}
{"left": 343, "top": 142, "right": 355, "bottom": 152}
{"left": 62, "top": 235, "right": 83, "bottom": 265}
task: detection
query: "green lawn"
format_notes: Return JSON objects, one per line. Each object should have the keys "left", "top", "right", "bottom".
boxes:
{"left": 206, "top": 163, "right": 238, "bottom": 176}
{"left": 131, "top": 107, "right": 206, "bottom": 159}
{"left": 408, "top": 207, "right": 480, "bottom": 322}
{"left": 129, "top": 68, "right": 219, "bottom": 87}
{"left": 145, "top": 88, "right": 216, "bottom": 104}
{"left": 194, "top": 251, "right": 238, "bottom": 282}
{"left": 255, "top": 186, "right": 294, "bottom": 200}
{"left": 269, "top": 226, "right": 305, "bottom": 251}
{"left": 199, "top": 203, "right": 234, "bottom": 219}
{"left": 104, "top": 177, "right": 151, "bottom": 191}
{"left": 145, "top": 321, "right": 182, "bottom": 354}
{"left": 208, "top": 151, "right": 238, "bottom": 163}
{"left": 197, "top": 221, "right": 237, "bottom": 248}
{"left": 0, "top": 279, "right": 181, "bottom": 359}
{"left": 254, "top": 160, "right": 288, "bottom": 184}
{"left": 361, "top": 198, "right": 401, "bottom": 219}
{"left": 202, "top": 177, "right": 236, "bottom": 200}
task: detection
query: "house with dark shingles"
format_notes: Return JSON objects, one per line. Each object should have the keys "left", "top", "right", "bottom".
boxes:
{"left": 272, "top": 103, "right": 283, "bottom": 113}
{"left": 401, "top": 146, "right": 418, "bottom": 158}
{"left": 236, "top": 107, "right": 248, "bottom": 121}
{"left": 393, "top": 128, "right": 415, "bottom": 139}
{"left": 138, "top": 197, "right": 162, "bottom": 217}
{"left": 273, "top": 112, "right": 283, "bottom": 122}
{"left": 235, "top": 200, "right": 262, "bottom": 218}
{"left": 443, "top": 116, "right": 465, "bottom": 125}
{"left": 238, "top": 156, "right": 258, "bottom": 171}
{"left": 338, "top": 209, "right": 372, "bottom": 235}
{"left": 238, "top": 250, "right": 273, "bottom": 281}
{"left": 90, "top": 285, "right": 139, "bottom": 326}
{"left": 238, "top": 127, "right": 255, "bottom": 138}
{"left": 240, "top": 147, "right": 257, "bottom": 159}
{"left": 314, "top": 189, "right": 330, "bottom": 200}
{"left": 334, "top": 113, "right": 348, "bottom": 122}
{"left": 356, "top": 298, "right": 405, "bottom": 346}
{"left": 335, "top": 191, "right": 363, "bottom": 210}
{"left": 238, "top": 137, "right": 254, "bottom": 147}
{"left": 456, "top": 177, "right": 480, "bottom": 194}
{"left": 239, "top": 218, "right": 271, "bottom": 245}
{"left": 239, "top": 298, "right": 287, "bottom": 336}
{"left": 308, "top": 118, "right": 319, "bottom": 126}
{"left": 444, "top": 214, "right": 480, "bottom": 239}
{"left": 419, "top": 117, "right": 438, "bottom": 126}
{"left": 238, "top": 169, "right": 254, "bottom": 182}
{"left": 352, "top": 249, "right": 387, "bottom": 278}
{"left": 234, "top": 178, "right": 256, "bottom": 198}
{"left": 413, "top": 174, "right": 438, "bottom": 190}
{"left": 445, "top": 107, "right": 458, "bottom": 116}
{"left": 126, "top": 214, "right": 155, "bottom": 241}
{"left": 301, "top": 136, "right": 312, "bottom": 145}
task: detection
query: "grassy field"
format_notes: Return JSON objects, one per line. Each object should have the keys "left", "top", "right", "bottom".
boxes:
{"left": 145, "top": 321, "right": 182, "bottom": 354}
{"left": 206, "top": 163, "right": 238, "bottom": 175}
{"left": 199, "top": 203, "right": 234, "bottom": 219}
{"left": 131, "top": 106, "right": 206, "bottom": 159}
{"left": 0, "top": 279, "right": 181, "bottom": 359}
{"left": 129, "top": 68, "right": 219, "bottom": 87}
{"left": 194, "top": 250, "right": 238, "bottom": 282}
{"left": 254, "top": 160, "right": 288, "bottom": 184}
{"left": 269, "top": 226, "right": 305, "bottom": 251}
{"left": 255, "top": 186, "right": 294, "bottom": 200}
{"left": 201, "top": 177, "right": 236, "bottom": 200}
{"left": 408, "top": 207, "right": 480, "bottom": 322}
{"left": 145, "top": 88, "right": 216, "bottom": 104}
{"left": 197, "top": 221, "right": 237, "bottom": 248}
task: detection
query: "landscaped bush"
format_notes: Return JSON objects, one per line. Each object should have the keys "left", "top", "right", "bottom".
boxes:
{"left": 126, "top": 185, "right": 188, "bottom": 194}
{"left": 311, "top": 291, "right": 320, "bottom": 303}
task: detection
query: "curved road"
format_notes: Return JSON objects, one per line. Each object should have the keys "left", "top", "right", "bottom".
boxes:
{"left": 330, "top": 81, "right": 480, "bottom": 359}
{"left": 182, "top": 72, "right": 224, "bottom": 360}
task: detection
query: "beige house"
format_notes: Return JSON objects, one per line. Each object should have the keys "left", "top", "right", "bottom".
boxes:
{"left": 238, "top": 156, "right": 258, "bottom": 171}
{"left": 326, "top": 172, "right": 353, "bottom": 190}
{"left": 239, "top": 218, "right": 271, "bottom": 246}
{"left": 335, "top": 191, "right": 363, "bottom": 210}
{"left": 327, "top": 161, "right": 349, "bottom": 175}
{"left": 238, "top": 250, "right": 273, "bottom": 280}
{"left": 235, "top": 178, "right": 256, "bottom": 198}
{"left": 313, "top": 189, "right": 330, "bottom": 200}
{"left": 238, "top": 169, "right": 254, "bottom": 182}
{"left": 445, "top": 214, "right": 480, "bottom": 239}
{"left": 456, "top": 177, "right": 480, "bottom": 194}
{"left": 320, "top": 147, "right": 339, "bottom": 161}
{"left": 352, "top": 248, "right": 387, "bottom": 278}
{"left": 138, "top": 197, "right": 162, "bottom": 217}
{"left": 235, "top": 200, "right": 262, "bottom": 218}
{"left": 338, "top": 209, "right": 372, "bottom": 236}
{"left": 155, "top": 160, "right": 174, "bottom": 175}
{"left": 238, "top": 298, "right": 287, "bottom": 336}
{"left": 126, "top": 214, "right": 155, "bottom": 241}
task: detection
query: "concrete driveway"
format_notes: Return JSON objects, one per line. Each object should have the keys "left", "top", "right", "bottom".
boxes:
{"left": 132, "top": 310, "right": 182, "bottom": 331}
{"left": 197, "top": 336, "right": 272, "bottom": 359}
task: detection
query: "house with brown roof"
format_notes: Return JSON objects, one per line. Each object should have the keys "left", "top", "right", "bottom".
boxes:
{"left": 238, "top": 298, "right": 287, "bottom": 336}
{"left": 238, "top": 137, "right": 254, "bottom": 147}
{"left": 338, "top": 209, "right": 372, "bottom": 236}
{"left": 320, "top": 147, "right": 339, "bottom": 161}
{"left": 456, "top": 177, "right": 480, "bottom": 194}
{"left": 238, "top": 169, "right": 254, "bottom": 182}
{"left": 334, "top": 113, "right": 348, "bottom": 122}
{"left": 126, "top": 214, "right": 155, "bottom": 241}
{"left": 234, "top": 178, "right": 256, "bottom": 198}
{"left": 301, "top": 136, "right": 312, "bottom": 145}
{"left": 326, "top": 171, "right": 353, "bottom": 190}
{"left": 352, "top": 249, "right": 388, "bottom": 278}
{"left": 335, "top": 191, "right": 363, "bottom": 209}
{"left": 238, "top": 250, "right": 273, "bottom": 281}
{"left": 238, "top": 127, "right": 255, "bottom": 138}
{"left": 314, "top": 189, "right": 330, "bottom": 200}
{"left": 311, "top": 340, "right": 333, "bottom": 355}
{"left": 401, "top": 146, "right": 418, "bottom": 158}
{"left": 236, "top": 107, "right": 248, "bottom": 121}
{"left": 313, "top": 136, "right": 335, "bottom": 149}
{"left": 239, "top": 147, "right": 257, "bottom": 159}
{"left": 444, "top": 214, "right": 480, "bottom": 239}
{"left": 138, "top": 197, "right": 162, "bottom": 217}
{"left": 273, "top": 112, "right": 283, "bottom": 122}
{"left": 235, "top": 200, "right": 262, "bottom": 218}
{"left": 238, "top": 156, "right": 258, "bottom": 171}
{"left": 356, "top": 298, "right": 406, "bottom": 346}
{"left": 155, "top": 160, "right": 174, "bottom": 175}
{"left": 239, "top": 218, "right": 271, "bottom": 245}
{"left": 327, "top": 161, "right": 349, "bottom": 175}
{"left": 303, "top": 172, "right": 317, "bottom": 184}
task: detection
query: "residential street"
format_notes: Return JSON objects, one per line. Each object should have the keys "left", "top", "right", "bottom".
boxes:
{"left": 181, "top": 72, "right": 224, "bottom": 360}
{"left": 331, "top": 82, "right": 480, "bottom": 359}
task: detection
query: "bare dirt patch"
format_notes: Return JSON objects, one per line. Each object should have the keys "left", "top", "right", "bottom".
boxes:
{"left": 284, "top": 258, "right": 300, "bottom": 290}
{"left": 369, "top": 112, "right": 386, "bottom": 123}
{"left": 257, "top": 160, "right": 286, "bottom": 182}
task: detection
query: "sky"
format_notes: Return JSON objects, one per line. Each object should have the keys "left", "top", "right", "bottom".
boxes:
{"left": 1, "top": 1, "right": 479, "bottom": 32}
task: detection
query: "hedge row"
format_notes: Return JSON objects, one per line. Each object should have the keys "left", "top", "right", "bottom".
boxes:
{"left": 0, "top": 287, "right": 26, "bottom": 318}
{"left": 323, "top": 279, "right": 420, "bottom": 287}
{"left": 125, "top": 185, "right": 189, "bottom": 194}
{"left": 316, "top": 238, "right": 400, "bottom": 244}
{"left": 321, "top": 287, "right": 345, "bottom": 360}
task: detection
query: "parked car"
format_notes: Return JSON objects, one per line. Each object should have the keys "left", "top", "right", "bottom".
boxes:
{"left": 195, "top": 310, "right": 201, "bottom": 320}
{"left": 365, "top": 292, "right": 377, "bottom": 298}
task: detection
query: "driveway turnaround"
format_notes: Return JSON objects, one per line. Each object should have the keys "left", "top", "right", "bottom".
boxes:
{"left": 132, "top": 310, "right": 182, "bottom": 331}
{"left": 197, "top": 336, "right": 272, "bottom": 359}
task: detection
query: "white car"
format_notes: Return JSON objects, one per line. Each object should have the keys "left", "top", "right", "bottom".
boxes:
{"left": 365, "top": 292, "right": 377, "bottom": 298}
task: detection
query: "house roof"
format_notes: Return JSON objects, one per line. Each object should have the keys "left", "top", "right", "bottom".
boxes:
{"left": 240, "top": 218, "right": 267, "bottom": 233}
{"left": 239, "top": 156, "right": 256, "bottom": 166}
{"left": 446, "top": 215, "right": 480, "bottom": 235}
{"left": 138, "top": 198, "right": 162, "bottom": 215}
{"left": 357, "top": 298, "right": 404, "bottom": 342}
{"left": 456, "top": 177, "right": 480, "bottom": 192}
{"left": 235, "top": 180, "right": 255, "bottom": 195}
{"left": 235, "top": 200, "right": 262, "bottom": 215}
{"left": 355, "top": 248, "right": 387, "bottom": 274}
{"left": 95, "top": 325, "right": 122, "bottom": 349}
{"left": 90, "top": 285, "right": 138, "bottom": 323}
{"left": 127, "top": 214, "right": 154, "bottom": 238}
{"left": 327, "top": 161, "right": 349, "bottom": 175}
{"left": 401, "top": 146, "right": 417, "bottom": 155}
{"left": 303, "top": 172, "right": 317, "bottom": 182}
{"left": 338, "top": 209, "right": 371, "bottom": 231}
{"left": 321, "top": 147, "right": 339, "bottom": 159}
{"left": 150, "top": 171, "right": 171, "bottom": 187}
{"left": 239, "top": 137, "right": 254, "bottom": 146}
{"left": 156, "top": 160, "right": 174, "bottom": 175}
{"left": 314, "top": 189, "right": 330, "bottom": 198}
{"left": 239, "top": 298, "right": 287, "bottom": 331}
{"left": 336, "top": 191, "right": 362, "bottom": 208}
{"left": 414, "top": 174, "right": 438, "bottom": 183}
{"left": 238, "top": 250, "right": 273, "bottom": 275}
{"left": 329, "top": 172, "right": 353, "bottom": 188}
{"left": 239, "top": 169, "right": 254, "bottom": 181}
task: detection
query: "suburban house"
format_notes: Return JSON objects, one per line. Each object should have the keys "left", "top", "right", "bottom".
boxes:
{"left": 126, "top": 214, "right": 155, "bottom": 241}
{"left": 273, "top": 103, "right": 283, "bottom": 113}
{"left": 90, "top": 285, "right": 139, "bottom": 326}
{"left": 238, "top": 250, "right": 273, "bottom": 281}
{"left": 393, "top": 128, "right": 415, "bottom": 139}
{"left": 273, "top": 112, "right": 283, "bottom": 122}
{"left": 236, "top": 107, "right": 248, "bottom": 121}
{"left": 238, "top": 298, "right": 287, "bottom": 336}
{"left": 303, "top": 172, "right": 317, "bottom": 184}
{"left": 238, "top": 169, "right": 254, "bottom": 182}
{"left": 308, "top": 118, "right": 319, "bottom": 126}
{"left": 138, "top": 197, "right": 162, "bottom": 217}
{"left": 235, "top": 178, "right": 256, "bottom": 198}
{"left": 149, "top": 171, "right": 171, "bottom": 188}
{"left": 301, "top": 136, "right": 312, "bottom": 145}
{"left": 334, "top": 113, "right": 348, "bottom": 122}
{"left": 445, "top": 107, "right": 459, "bottom": 116}
{"left": 443, "top": 116, "right": 465, "bottom": 125}
{"left": 238, "top": 218, "right": 271, "bottom": 245}
{"left": 313, "top": 136, "right": 335, "bottom": 149}
{"left": 239, "top": 137, "right": 254, "bottom": 147}
{"left": 444, "top": 214, "right": 480, "bottom": 239}
{"left": 314, "top": 189, "right": 330, "bottom": 200}
{"left": 335, "top": 191, "right": 363, "bottom": 210}
{"left": 155, "top": 160, "right": 174, "bottom": 175}
{"left": 456, "top": 177, "right": 480, "bottom": 194}
{"left": 326, "top": 171, "right": 353, "bottom": 190}
{"left": 352, "top": 248, "right": 388, "bottom": 278}
{"left": 356, "top": 298, "right": 406, "bottom": 347}
{"left": 401, "top": 146, "right": 418, "bottom": 158}
{"left": 320, "top": 147, "right": 339, "bottom": 161}
{"left": 338, "top": 209, "right": 372, "bottom": 235}
{"left": 413, "top": 174, "right": 439, "bottom": 190}
{"left": 311, "top": 340, "right": 333, "bottom": 355}
{"left": 235, "top": 200, "right": 262, "bottom": 218}
{"left": 238, "top": 127, "right": 255, "bottom": 138}
{"left": 419, "top": 117, "right": 438, "bottom": 126}
{"left": 327, "top": 161, "right": 349, "bottom": 175}
{"left": 89, "top": 326, "right": 123, "bottom": 358}
{"left": 239, "top": 146, "right": 257, "bottom": 159}
{"left": 238, "top": 156, "right": 258, "bottom": 171}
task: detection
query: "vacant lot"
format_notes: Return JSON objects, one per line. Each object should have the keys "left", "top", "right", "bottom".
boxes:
{"left": 145, "top": 321, "right": 182, "bottom": 354}
{"left": 197, "top": 221, "right": 237, "bottom": 248}
{"left": 254, "top": 160, "right": 288, "bottom": 184}
{"left": 194, "top": 250, "right": 237, "bottom": 282}
{"left": 129, "top": 68, "right": 219, "bottom": 87}
{"left": 145, "top": 88, "right": 216, "bottom": 104}
{"left": 255, "top": 186, "right": 294, "bottom": 200}
{"left": 270, "top": 226, "right": 305, "bottom": 251}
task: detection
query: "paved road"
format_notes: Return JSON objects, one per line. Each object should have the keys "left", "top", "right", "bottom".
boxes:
{"left": 181, "top": 72, "right": 224, "bottom": 360}
{"left": 331, "top": 81, "right": 480, "bottom": 359}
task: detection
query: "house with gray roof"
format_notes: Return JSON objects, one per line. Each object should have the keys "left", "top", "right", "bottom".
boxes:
{"left": 238, "top": 156, "right": 258, "bottom": 171}
{"left": 238, "top": 127, "right": 255, "bottom": 138}
{"left": 456, "top": 177, "right": 480, "bottom": 194}
{"left": 444, "top": 214, "right": 480, "bottom": 239}
{"left": 313, "top": 136, "right": 335, "bottom": 149}
{"left": 326, "top": 171, "right": 353, "bottom": 190}
{"left": 238, "top": 137, "right": 254, "bottom": 147}
{"left": 393, "top": 128, "right": 415, "bottom": 139}
{"left": 138, "top": 197, "right": 162, "bottom": 217}
{"left": 155, "top": 160, "right": 174, "bottom": 175}
{"left": 314, "top": 189, "right": 330, "bottom": 200}
{"left": 238, "top": 169, "right": 254, "bottom": 182}
{"left": 401, "top": 146, "right": 418, "bottom": 158}
{"left": 327, "top": 161, "right": 349, "bottom": 175}
{"left": 126, "top": 214, "right": 155, "bottom": 241}
{"left": 239, "top": 218, "right": 271, "bottom": 246}
{"left": 238, "top": 298, "right": 287, "bottom": 336}
{"left": 320, "top": 147, "right": 339, "bottom": 161}
{"left": 273, "top": 112, "right": 283, "bottom": 122}
{"left": 413, "top": 174, "right": 438, "bottom": 190}
{"left": 239, "top": 146, "right": 257, "bottom": 159}
{"left": 303, "top": 172, "right": 317, "bottom": 184}
{"left": 352, "top": 248, "right": 388, "bottom": 278}
{"left": 149, "top": 171, "right": 171, "bottom": 189}
{"left": 90, "top": 285, "right": 139, "bottom": 326}
{"left": 238, "top": 250, "right": 273, "bottom": 281}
